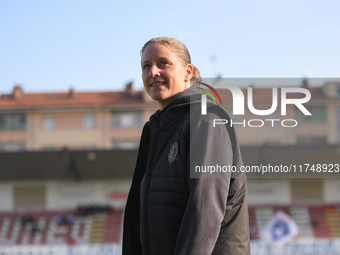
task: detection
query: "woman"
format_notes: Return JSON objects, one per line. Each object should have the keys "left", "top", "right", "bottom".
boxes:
{"left": 123, "top": 37, "right": 250, "bottom": 255}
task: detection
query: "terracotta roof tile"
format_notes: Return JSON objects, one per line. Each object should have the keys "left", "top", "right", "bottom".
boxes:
{"left": 0, "top": 86, "right": 333, "bottom": 111}
{"left": 216, "top": 86, "right": 327, "bottom": 102}
{"left": 0, "top": 91, "right": 143, "bottom": 110}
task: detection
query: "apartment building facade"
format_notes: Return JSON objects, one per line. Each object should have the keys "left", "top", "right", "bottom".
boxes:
{"left": 0, "top": 85, "right": 157, "bottom": 152}
{"left": 1, "top": 81, "right": 340, "bottom": 152}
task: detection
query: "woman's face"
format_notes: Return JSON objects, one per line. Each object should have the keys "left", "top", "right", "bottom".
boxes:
{"left": 141, "top": 43, "right": 193, "bottom": 109}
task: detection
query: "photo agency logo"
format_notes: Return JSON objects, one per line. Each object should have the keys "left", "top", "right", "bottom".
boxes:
{"left": 199, "top": 81, "right": 312, "bottom": 128}
{"left": 197, "top": 82, "right": 223, "bottom": 114}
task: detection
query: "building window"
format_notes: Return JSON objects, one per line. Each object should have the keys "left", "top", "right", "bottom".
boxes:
{"left": 296, "top": 135, "right": 327, "bottom": 145}
{"left": 337, "top": 85, "right": 340, "bottom": 97}
{"left": 84, "top": 144, "right": 95, "bottom": 150}
{"left": 0, "top": 113, "right": 26, "bottom": 131}
{"left": 111, "top": 112, "right": 143, "bottom": 128}
{"left": 44, "top": 115, "right": 54, "bottom": 131}
{"left": 43, "top": 145, "right": 55, "bottom": 151}
{"left": 84, "top": 114, "right": 94, "bottom": 130}
{"left": 113, "top": 141, "right": 139, "bottom": 150}
{"left": 0, "top": 144, "right": 26, "bottom": 152}
{"left": 267, "top": 111, "right": 278, "bottom": 120}
{"left": 295, "top": 106, "right": 326, "bottom": 123}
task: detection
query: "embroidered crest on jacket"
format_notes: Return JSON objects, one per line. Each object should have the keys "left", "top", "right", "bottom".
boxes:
{"left": 168, "top": 143, "right": 178, "bottom": 163}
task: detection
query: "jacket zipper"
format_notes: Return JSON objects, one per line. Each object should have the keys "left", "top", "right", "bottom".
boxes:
{"left": 142, "top": 121, "right": 159, "bottom": 255}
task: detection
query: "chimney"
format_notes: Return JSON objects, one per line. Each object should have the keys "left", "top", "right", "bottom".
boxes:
{"left": 124, "top": 81, "right": 139, "bottom": 99}
{"left": 301, "top": 78, "right": 309, "bottom": 88}
{"left": 68, "top": 87, "right": 75, "bottom": 99}
{"left": 13, "top": 85, "right": 23, "bottom": 100}
{"left": 124, "top": 81, "right": 133, "bottom": 94}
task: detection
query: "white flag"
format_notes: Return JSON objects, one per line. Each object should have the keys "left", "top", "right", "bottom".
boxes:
{"left": 260, "top": 210, "right": 299, "bottom": 245}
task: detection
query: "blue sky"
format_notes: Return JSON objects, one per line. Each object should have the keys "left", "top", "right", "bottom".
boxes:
{"left": 1, "top": 0, "right": 339, "bottom": 94}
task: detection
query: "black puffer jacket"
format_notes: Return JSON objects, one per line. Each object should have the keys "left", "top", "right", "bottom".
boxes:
{"left": 123, "top": 87, "right": 250, "bottom": 255}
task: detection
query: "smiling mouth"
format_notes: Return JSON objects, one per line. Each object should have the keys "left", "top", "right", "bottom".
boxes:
{"left": 150, "top": 82, "right": 166, "bottom": 87}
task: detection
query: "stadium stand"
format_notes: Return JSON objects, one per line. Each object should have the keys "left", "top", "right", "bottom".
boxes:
{"left": 2, "top": 203, "right": 340, "bottom": 246}
{"left": 0, "top": 205, "right": 123, "bottom": 245}
{"left": 248, "top": 203, "right": 340, "bottom": 240}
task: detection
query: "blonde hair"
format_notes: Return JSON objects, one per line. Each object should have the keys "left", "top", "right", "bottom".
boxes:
{"left": 141, "top": 36, "right": 202, "bottom": 83}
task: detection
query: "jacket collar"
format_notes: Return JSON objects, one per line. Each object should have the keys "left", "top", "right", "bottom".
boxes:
{"left": 148, "top": 87, "right": 203, "bottom": 130}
